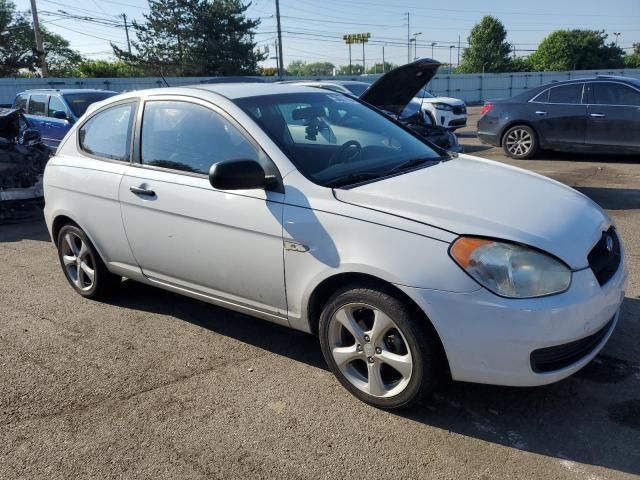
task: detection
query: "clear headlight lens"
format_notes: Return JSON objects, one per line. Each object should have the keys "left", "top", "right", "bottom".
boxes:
{"left": 434, "top": 102, "right": 453, "bottom": 111}
{"left": 450, "top": 237, "right": 571, "bottom": 298}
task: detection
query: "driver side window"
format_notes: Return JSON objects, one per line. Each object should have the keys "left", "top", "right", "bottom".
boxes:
{"left": 140, "top": 100, "right": 261, "bottom": 174}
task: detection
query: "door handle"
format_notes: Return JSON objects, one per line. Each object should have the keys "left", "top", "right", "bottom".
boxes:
{"left": 590, "top": 113, "right": 606, "bottom": 118}
{"left": 535, "top": 110, "right": 547, "bottom": 115}
{"left": 129, "top": 185, "right": 156, "bottom": 196}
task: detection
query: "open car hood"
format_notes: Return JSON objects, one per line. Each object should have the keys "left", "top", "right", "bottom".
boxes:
{"left": 360, "top": 58, "right": 440, "bottom": 115}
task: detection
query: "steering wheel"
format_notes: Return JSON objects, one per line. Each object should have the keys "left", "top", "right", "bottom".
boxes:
{"left": 328, "top": 140, "right": 362, "bottom": 167}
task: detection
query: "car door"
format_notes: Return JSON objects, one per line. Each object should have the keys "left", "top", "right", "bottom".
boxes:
{"left": 25, "top": 94, "right": 52, "bottom": 145}
{"left": 119, "top": 96, "right": 288, "bottom": 323}
{"left": 46, "top": 95, "right": 72, "bottom": 149}
{"left": 530, "top": 82, "right": 587, "bottom": 147}
{"left": 585, "top": 81, "right": 640, "bottom": 149}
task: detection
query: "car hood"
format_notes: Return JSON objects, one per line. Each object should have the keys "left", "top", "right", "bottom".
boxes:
{"left": 334, "top": 155, "right": 610, "bottom": 268}
{"left": 416, "top": 96, "right": 465, "bottom": 106}
{"left": 360, "top": 58, "right": 440, "bottom": 116}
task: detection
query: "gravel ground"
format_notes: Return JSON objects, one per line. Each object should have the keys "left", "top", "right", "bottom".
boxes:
{"left": 1, "top": 106, "right": 639, "bottom": 479}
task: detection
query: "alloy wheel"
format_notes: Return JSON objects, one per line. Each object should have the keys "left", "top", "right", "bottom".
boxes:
{"left": 505, "top": 128, "right": 533, "bottom": 157}
{"left": 328, "top": 303, "right": 413, "bottom": 398}
{"left": 60, "top": 232, "right": 96, "bottom": 291}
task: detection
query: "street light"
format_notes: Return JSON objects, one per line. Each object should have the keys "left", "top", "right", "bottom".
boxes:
{"left": 412, "top": 32, "right": 422, "bottom": 60}
{"left": 613, "top": 32, "right": 621, "bottom": 46}
{"left": 430, "top": 42, "right": 437, "bottom": 59}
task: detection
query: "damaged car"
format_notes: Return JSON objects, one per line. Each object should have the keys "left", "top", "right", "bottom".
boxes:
{"left": 0, "top": 108, "right": 50, "bottom": 223}
{"left": 280, "top": 62, "right": 462, "bottom": 153}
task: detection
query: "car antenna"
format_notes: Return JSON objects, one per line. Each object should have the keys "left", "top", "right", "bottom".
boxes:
{"left": 158, "top": 64, "right": 170, "bottom": 88}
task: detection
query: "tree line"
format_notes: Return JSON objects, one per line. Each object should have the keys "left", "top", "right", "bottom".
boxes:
{"left": 1, "top": 1, "right": 639, "bottom": 78}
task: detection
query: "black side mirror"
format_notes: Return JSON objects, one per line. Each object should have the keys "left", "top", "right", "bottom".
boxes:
{"left": 209, "top": 159, "right": 267, "bottom": 190}
{"left": 52, "top": 110, "right": 69, "bottom": 120}
{"left": 19, "top": 128, "right": 41, "bottom": 146}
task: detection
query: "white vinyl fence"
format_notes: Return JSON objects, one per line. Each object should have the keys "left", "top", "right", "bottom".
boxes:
{"left": 1, "top": 68, "right": 639, "bottom": 106}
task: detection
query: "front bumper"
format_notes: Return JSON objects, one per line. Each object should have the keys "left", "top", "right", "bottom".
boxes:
{"left": 397, "top": 259, "right": 627, "bottom": 386}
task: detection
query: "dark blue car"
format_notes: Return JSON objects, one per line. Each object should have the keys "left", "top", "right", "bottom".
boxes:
{"left": 12, "top": 89, "right": 117, "bottom": 150}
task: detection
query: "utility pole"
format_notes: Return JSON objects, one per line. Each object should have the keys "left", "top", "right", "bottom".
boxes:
{"left": 275, "top": 0, "right": 284, "bottom": 76}
{"left": 405, "top": 12, "right": 410, "bottom": 63}
{"left": 122, "top": 13, "right": 132, "bottom": 55}
{"left": 382, "top": 45, "right": 385, "bottom": 73}
{"left": 29, "top": 0, "right": 47, "bottom": 77}
{"left": 431, "top": 42, "right": 436, "bottom": 59}
{"left": 613, "top": 32, "right": 621, "bottom": 46}
{"left": 362, "top": 41, "right": 366, "bottom": 72}
{"left": 457, "top": 35, "right": 460, "bottom": 67}
{"left": 449, "top": 45, "right": 454, "bottom": 74}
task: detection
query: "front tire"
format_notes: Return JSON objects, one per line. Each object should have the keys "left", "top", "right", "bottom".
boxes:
{"left": 56, "top": 224, "right": 121, "bottom": 299}
{"left": 502, "top": 125, "right": 539, "bottom": 159}
{"left": 319, "top": 285, "right": 443, "bottom": 409}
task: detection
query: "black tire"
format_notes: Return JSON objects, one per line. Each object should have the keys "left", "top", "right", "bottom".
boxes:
{"left": 502, "top": 124, "right": 539, "bottom": 159}
{"left": 318, "top": 284, "right": 443, "bottom": 409}
{"left": 56, "top": 224, "right": 121, "bottom": 299}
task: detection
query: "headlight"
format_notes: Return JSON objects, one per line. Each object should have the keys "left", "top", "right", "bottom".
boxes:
{"left": 434, "top": 103, "right": 453, "bottom": 111}
{"left": 450, "top": 237, "right": 571, "bottom": 298}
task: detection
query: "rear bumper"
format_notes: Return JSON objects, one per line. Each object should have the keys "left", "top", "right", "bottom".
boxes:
{"left": 397, "top": 257, "right": 627, "bottom": 387}
{"left": 477, "top": 130, "right": 500, "bottom": 146}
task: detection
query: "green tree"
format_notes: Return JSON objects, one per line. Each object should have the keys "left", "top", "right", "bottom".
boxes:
{"left": 301, "top": 62, "right": 335, "bottom": 76}
{"left": 624, "top": 43, "right": 640, "bottom": 68}
{"left": 0, "top": 0, "right": 83, "bottom": 76}
{"left": 366, "top": 62, "right": 397, "bottom": 74}
{"left": 113, "top": 0, "right": 266, "bottom": 76}
{"left": 528, "top": 30, "right": 624, "bottom": 71}
{"left": 336, "top": 64, "right": 364, "bottom": 75}
{"left": 458, "top": 16, "right": 512, "bottom": 73}
{"left": 75, "top": 59, "right": 147, "bottom": 77}
{"left": 509, "top": 56, "right": 532, "bottom": 72}
{"left": 286, "top": 60, "right": 306, "bottom": 76}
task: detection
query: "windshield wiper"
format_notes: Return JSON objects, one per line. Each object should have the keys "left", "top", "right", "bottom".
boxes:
{"left": 384, "top": 157, "right": 437, "bottom": 176}
{"left": 324, "top": 172, "right": 382, "bottom": 188}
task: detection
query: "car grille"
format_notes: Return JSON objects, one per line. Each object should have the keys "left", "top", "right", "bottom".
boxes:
{"left": 588, "top": 227, "right": 621, "bottom": 286}
{"left": 530, "top": 316, "right": 616, "bottom": 373}
{"left": 452, "top": 105, "right": 466, "bottom": 115}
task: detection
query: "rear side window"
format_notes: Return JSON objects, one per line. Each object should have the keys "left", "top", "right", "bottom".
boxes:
{"left": 547, "top": 84, "right": 583, "bottom": 104}
{"left": 28, "top": 94, "right": 48, "bottom": 115}
{"left": 78, "top": 102, "right": 135, "bottom": 161}
{"left": 14, "top": 94, "right": 28, "bottom": 110}
{"left": 140, "top": 101, "right": 260, "bottom": 175}
{"left": 591, "top": 82, "right": 640, "bottom": 106}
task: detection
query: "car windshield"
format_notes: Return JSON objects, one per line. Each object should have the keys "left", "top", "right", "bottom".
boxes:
{"left": 342, "top": 83, "right": 369, "bottom": 97}
{"left": 418, "top": 89, "right": 435, "bottom": 98}
{"left": 63, "top": 92, "right": 116, "bottom": 117}
{"left": 235, "top": 92, "right": 444, "bottom": 188}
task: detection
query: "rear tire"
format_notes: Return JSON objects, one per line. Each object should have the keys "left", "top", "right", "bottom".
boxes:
{"left": 502, "top": 125, "right": 538, "bottom": 159}
{"left": 318, "top": 284, "right": 443, "bottom": 409}
{"left": 56, "top": 224, "right": 121, "bottom": 299}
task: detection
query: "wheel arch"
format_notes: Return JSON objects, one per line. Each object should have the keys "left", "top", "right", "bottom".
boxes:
{"left": 306, "top": 271, "right": 449, "bottom": 372}
{"left": 50, "top": 212, "right": 108, "bottom": 264}
{"left": 498, "top": 120, "right": 540, "bottom": 148}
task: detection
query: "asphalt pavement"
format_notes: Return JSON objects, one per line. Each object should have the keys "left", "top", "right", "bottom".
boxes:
{"left": 1, "top": 106, "right": 639, "bottom": 479}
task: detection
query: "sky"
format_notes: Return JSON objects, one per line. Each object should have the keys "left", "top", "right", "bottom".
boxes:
{"left": 10, "top": 0, "right": 640, "bottom": 70}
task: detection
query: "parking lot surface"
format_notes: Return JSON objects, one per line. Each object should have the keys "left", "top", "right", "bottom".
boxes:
{"left": 1, "top": 106, "right": 639, "bottom": 479}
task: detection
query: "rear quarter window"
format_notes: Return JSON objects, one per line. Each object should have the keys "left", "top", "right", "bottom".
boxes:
{"left": 27, "top": 94, "right": 48, "bottom": 115}
{"left": 14, "top": 94, "right": 28, "bottom": 110}
{"left": 78, "top": 102, "right": 135, "bottom": 161}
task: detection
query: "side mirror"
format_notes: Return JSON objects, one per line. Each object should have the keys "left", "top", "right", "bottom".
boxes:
{"left": 19, "top": 128, "right": 41, "bottom": 146}
{"left": 209, "top": 159, "right": 267, "bottom": 190}
{"left": 52, "top": 110, "right": 69, "bottom": 120}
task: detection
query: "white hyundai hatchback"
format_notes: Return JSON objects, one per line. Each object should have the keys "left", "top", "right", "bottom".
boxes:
{"left": 43, "top": 61, "right": 627, "bottom": 409}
